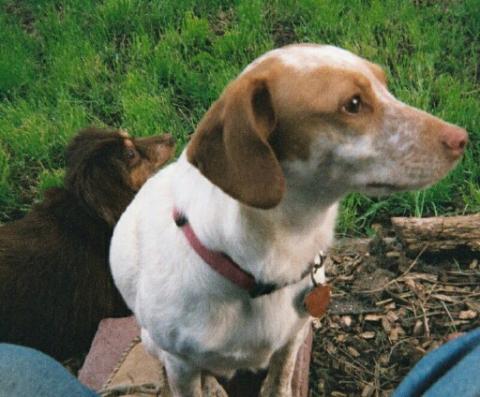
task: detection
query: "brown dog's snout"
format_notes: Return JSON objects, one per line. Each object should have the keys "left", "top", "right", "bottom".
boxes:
{"left": 439, "top": 125, "right": 468, "bottom": 158}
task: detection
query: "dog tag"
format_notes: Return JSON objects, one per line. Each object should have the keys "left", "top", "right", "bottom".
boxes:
{"left": 304, "top": 284, "right": 331, "bottom": 318}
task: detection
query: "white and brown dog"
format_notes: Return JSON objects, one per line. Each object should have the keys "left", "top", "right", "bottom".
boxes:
{"left": 110, "top": 44, "right": 467, "bottom": 396}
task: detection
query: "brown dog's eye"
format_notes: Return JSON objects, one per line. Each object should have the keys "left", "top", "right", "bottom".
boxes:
{"left": 125, "top": 148, "right": 137, "bottom": 161}
{"left": 343, "top": 95, "right": 362, "bottom": 114}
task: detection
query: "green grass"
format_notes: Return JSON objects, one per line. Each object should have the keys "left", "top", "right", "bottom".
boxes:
{"left": 0, "top": 0, "right": 478, "bottom": 233}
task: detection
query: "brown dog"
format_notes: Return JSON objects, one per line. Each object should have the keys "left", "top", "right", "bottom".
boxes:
{"left": 0, "top": 127, "right": 175, "bottom": 360}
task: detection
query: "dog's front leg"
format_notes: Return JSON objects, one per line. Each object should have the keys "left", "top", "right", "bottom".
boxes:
{"left": 260, "top": 322, "right": 310, "bottom": 397}
{"left": 163, "top": 351, "right": 202, "bottom": 397}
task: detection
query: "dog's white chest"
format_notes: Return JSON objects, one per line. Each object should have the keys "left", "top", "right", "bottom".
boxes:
{"left": 138, "top": 276, "right": 310, "bottom": 374}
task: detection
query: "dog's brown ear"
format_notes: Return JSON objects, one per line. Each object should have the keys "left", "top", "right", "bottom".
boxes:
{"left": 187, "top": 78, "right": 285, "bottom": 209}
{"left": 65, "top": 129, "right": 135, "bottom": 226}
{"left": 66, "top": 156, "right": 135, "bottom": 226}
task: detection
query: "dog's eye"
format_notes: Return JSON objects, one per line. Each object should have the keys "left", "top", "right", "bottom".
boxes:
{"left": 125, "top": 148, "right": 137, "bottom": 161}
{"left": 343, "top": 95, "right": 362, "bottom": 114}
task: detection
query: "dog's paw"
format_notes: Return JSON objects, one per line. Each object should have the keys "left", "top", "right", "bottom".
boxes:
{"left": 202, "top": 375, "right": 228, "bottom": 397}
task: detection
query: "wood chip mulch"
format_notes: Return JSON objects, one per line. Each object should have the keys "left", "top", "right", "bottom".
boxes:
{"left": 309, "top": 236, "right": 480, "bottom": 397}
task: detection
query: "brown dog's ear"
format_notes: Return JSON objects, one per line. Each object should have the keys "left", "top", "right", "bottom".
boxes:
{"left": 64, "top": 129, "right": 135, "bottom": 226}
{"left": 187, "top": 78, "right": 285, "bottom": 209}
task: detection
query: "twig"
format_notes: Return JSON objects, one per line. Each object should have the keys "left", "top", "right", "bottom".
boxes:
{"left": 384, "top": 288, "right": 412, "bottom": 305}
{"left": 446, "top": 270, "right": 480, "bottom": 276}
{"left": 411, "top": 311, "right": 445, "bottom": 319}
{"left": 440, "top": 300, "right": 458, "bottom": 333}
{"left": 374, "top": 359, "right": 381, "bottom": 397}
{"left": 465, "top": 292, "right": 480, "bottom": 297}
{"left": 419, "top": 301, "right": 431, "bottom": 338}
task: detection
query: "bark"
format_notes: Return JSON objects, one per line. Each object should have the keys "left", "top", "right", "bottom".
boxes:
{"left": 391, "top": 214, "right": 480, "bottom": 255}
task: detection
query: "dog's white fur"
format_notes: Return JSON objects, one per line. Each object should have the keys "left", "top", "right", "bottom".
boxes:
{"left": 111, "top": 45, "right": 467, "bottom": 396}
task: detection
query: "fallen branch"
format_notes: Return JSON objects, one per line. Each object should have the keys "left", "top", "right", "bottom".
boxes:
{"left": 391, "top": 214, "right": 480, "bottom": 255}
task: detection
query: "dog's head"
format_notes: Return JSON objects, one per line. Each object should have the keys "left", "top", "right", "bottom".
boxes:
{"left": 188, "top": 44, "right": 468, "bottom": 209}
{"left": 65, "top": 127, "right": 175, "bottom": 225}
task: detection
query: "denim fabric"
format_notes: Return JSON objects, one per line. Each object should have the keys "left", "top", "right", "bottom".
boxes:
{"left": 0, "top": 343, "right": 98, "bottom": 397}
{"left": 393, "top": 328, "right": 480, "bottom": 397}
{"left": 2, "top": 329, "right": 480, "bottom": 397}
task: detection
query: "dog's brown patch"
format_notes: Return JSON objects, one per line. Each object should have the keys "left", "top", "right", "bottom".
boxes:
{"left": 188, "top": 76, "right": 285, "bottom": 209}
{"left": 265, "top": 60, "right": 387, "bottom": 162}
{"left": 367, "top": 61, "right": 388, "bottom": 86}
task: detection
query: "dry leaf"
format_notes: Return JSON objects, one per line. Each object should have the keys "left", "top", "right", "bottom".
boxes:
{"left": 341, "top": 316, "right": 353, "bottom": 328}
{"left": 458, "top": 310, "right": 477, "bottom": 320}
{"left": 404, "top": 273, "right": 438, "bottom": 282}
{"left": 347, "top": 346, "right": 361, "bottom": 358}
{"left": 405, "top": 278, "right": 426, "bottom": 299}
{"left": 432, "top": 294, "right": 458, "bottom": 303}
{"left": 386, "top": 311, "right": 399, "bottom": 322}
{"left": 413, "top": 319, "right": 424, "bottom": 336}
{"left": 365, "top": 314, "right": 383, "bottom": 322}
{"left": 360, "top": 331, "right": 376, "bottom": 339}
{"left": 382, "top": 317, "right": 392, "bottom": 333}
{"left": 379, "top": 353, "right": 389, "bottom": 366}
{"left": 325, "top": 341, "right": 337, "bottom": 354}
{"left": 336, "top": 334, "right": 347, "bottom": 343}
{"left": 389, "top": 325, "right": 406, "bottom": 342}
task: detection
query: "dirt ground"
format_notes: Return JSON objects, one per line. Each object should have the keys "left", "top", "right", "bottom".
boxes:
{"left": 309, "top": 236, "right": 479, "bottom": 397}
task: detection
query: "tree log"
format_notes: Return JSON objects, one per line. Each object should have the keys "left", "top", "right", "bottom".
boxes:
{"left": 391, "top": 214, "right": 480, "bottom": 255}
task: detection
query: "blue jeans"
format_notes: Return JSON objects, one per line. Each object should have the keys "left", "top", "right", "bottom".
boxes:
{"left": 1, "top": 329, "right": 480, "bottom": 396}
{"left": 393, "top": 328, "right": 480, "bottom": 397}
{"left": 0, "top": 343, "right": 97, "bottom": 397}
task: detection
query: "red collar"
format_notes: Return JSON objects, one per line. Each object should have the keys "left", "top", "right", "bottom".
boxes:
{"left": 173, "top": 209, "right": 309, "bottom": 298}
